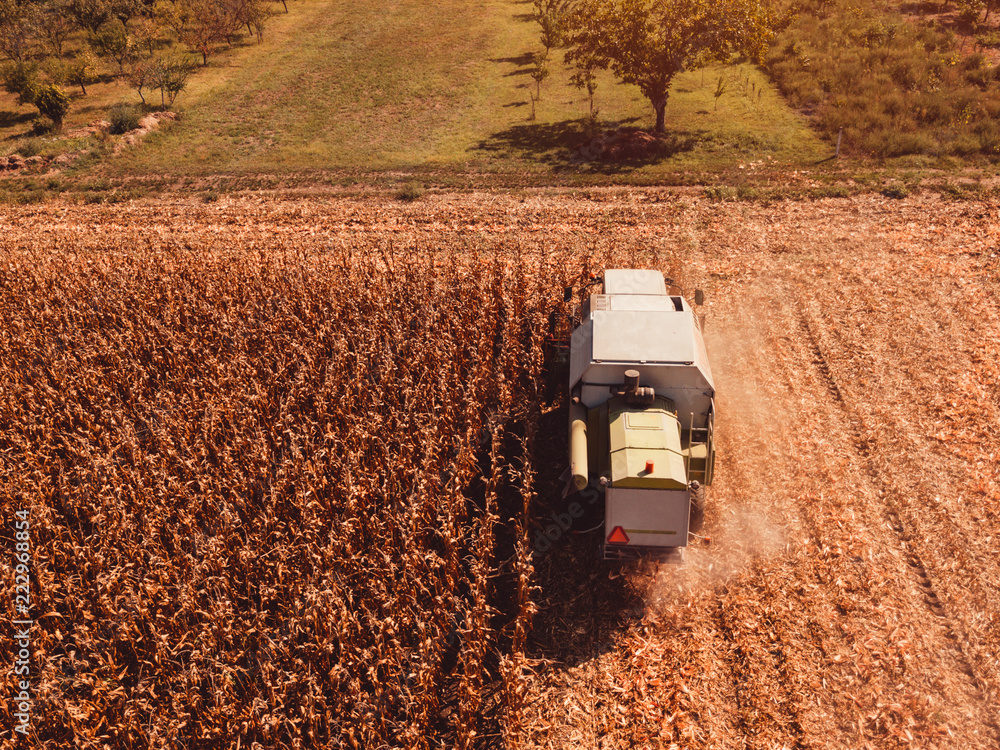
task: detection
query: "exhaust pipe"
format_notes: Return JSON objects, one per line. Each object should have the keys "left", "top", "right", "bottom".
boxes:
{"left": 612, "top": 369, "right": 655, "bottom": 406}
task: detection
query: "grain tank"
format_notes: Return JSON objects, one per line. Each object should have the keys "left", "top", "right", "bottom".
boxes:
{"left": 567, "top": 269, "right": 716, "bottom": 560}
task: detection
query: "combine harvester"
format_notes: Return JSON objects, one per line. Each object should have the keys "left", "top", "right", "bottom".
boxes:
{"left": 565, "top": 270, "right": 716, "bottom": 561}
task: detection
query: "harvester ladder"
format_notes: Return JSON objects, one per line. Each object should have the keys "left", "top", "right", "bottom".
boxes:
{"left": 684, "top": 409, "right": 715, "bottom": 486}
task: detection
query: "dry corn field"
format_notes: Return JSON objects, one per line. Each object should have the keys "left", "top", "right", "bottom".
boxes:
{"left": 0, "top": 193, "right": 998, "bottom": 750}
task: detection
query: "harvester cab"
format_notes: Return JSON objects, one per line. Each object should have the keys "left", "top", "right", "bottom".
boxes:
{"left": 565, "top": 269, "right": 716, "bottom": 561}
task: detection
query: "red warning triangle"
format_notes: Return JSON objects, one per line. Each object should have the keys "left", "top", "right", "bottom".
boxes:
{"left": 607, "top": 526, "right": 630, "bottom": 545}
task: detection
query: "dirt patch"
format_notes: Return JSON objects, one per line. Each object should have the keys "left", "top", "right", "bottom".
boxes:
{"left": 114, "top": 111, "right": 178, "bottom": 152}
{"left": 64, "top": 121, "right": 111, "bottom": 139}
{"left": 0, "top": 153, "right": 46, "bottom": 171}
{"left": 1, "top": 112, "right": 178, "bottom": 175}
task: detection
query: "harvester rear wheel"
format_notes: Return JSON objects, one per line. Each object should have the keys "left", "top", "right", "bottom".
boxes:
{"left": 689, "top": 483, "right": 706, "bottom": 534}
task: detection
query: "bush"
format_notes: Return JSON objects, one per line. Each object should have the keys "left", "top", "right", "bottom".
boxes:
{"left": 108, "top": 103, "right": 143, "bottom": 134}
{"left": 948, "top": 133, "right": 983, "bottom": 156}
{"left": 974, "top": 118, "right": 1000, "bottom": 155}
{"left": 15, "top": 140, "right": 42, "bottom": 157}
{"left": 766, "top": 0, "right": 1000, "bottom": 158}
{"left": 34, "top": 85, "right": 70, "bottom": 129}
{"left": 2, "top": 61, "right": 39, "bottom": 106}
{"left": 42, "top": 58, "right": 70, "bottom": 87}
{"left": 396, "top": 180, "right": 426, "bottom": 201}
{"left": 28, "top": 118, "right": 57, "bottom": 136}
{"left": 872, "top": 130, "right": 937, "bottom": 157}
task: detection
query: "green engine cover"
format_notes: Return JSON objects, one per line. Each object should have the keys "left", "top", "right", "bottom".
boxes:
{"left": 607, "top": 396, "right": 687, "bottom": 489}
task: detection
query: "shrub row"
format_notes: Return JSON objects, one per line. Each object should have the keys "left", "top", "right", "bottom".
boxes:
{"left": 766, "top": 0, "right": 1000, "bottom": 158}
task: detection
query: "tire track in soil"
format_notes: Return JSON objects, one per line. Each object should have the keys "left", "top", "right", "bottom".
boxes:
{"left": 702, "top": 283, "right": 861, "bottom": 750}
{"left": 799, "top": 255, "right": 1000, "bottom": 719}
{"left": 794, "top": 300, "right": 1000, "bottom": 746}
{"left": 710, "top": 592, "right": 808, "bottom": 750}
{"left": 826, "top": 255, "right": 1000, "bottom": 576}
{"left": 756, "top": 301, "right": 893, "bottom": 748}
{"left": 710, "top": 262, "right": 997, "bottom": 748}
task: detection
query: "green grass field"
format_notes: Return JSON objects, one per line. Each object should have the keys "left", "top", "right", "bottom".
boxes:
{"left": 105, "top": 0, "right": 827, "bottom": 181}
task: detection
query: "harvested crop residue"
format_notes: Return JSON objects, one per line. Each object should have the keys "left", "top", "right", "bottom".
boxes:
{"left": 1, "top": 191, "right": 997, "bottom": 749}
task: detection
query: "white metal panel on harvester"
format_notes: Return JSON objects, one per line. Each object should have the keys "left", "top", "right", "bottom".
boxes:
{"left": 608, "top": 295, "right": 678, "bottom": 312}
{"left": 569, "top": 319, "right": 596, "bottom": 387}
{"left": 692, "top": 317, "right": 714, "bottom": 385}
{"left": 569, "top": 273, "right": 716, "bottom": 431}
{"left": 591, "top": 310, "right": 696, "bottom": 364}
{"left": 570, "top": 314, "right": 715, "bottom": 429}
{"left": 603, "top": 269, "right": 667, "bottom": 295}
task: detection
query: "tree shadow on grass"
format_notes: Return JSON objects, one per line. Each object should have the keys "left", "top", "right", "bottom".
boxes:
{"left": 474, "top": 117, "right": 704, "bottom": 173}
{"left": 75, "top": 102, "right": 117, "bottom": 116}
{"left": 489, "top": 53, "right": 535, "bottom": 66}
{"left": 0, "top": 110, "right": 36, "bottom": 134}
{"left": 489, "top": 52, "right": 535, "bottom": 77}
{"left": 475, "top": 117, "right": 621, "bottom": 165}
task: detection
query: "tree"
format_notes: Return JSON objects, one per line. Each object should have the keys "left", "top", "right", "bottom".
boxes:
{"left": 69, "top": 0, "right": 113, "bottom": 34}
{"left": 1, "top": 59, "right": 38, "bottom": 104}
{"left": 126, "top": 56, "right": 153, "bottom": 103}
{"left": 130, "top": 54, "right": 191, "bottom": 107}
{"left": 566, "top": 0, "right": 773, "bottom": 133}
{"left": 131, "top": 15, "right": 163, "bottom": 57}
{"left": 530, "top": 50, "right": 549, "bottom": 99}
{"left": 535, "top": 0, "right": 567, "bottom": 56}
{"left": 158, "top": 0, "right": 238, "bottom": 65}
{"left": 90, "top": 18, "right": 136, "bottom": 73}
{"left": 223, "top": 0, "right": 273, "bottom": 42}
{"left": 241, "top": 0, "right": 275, "bottom": 42}
{"left": 68, "top": 50, "right": 98, "bottom": 94}
{"left": 35, "top": 0, "right": 75, "bottom": 56}
{"left": 109, "top": 0, "right": 145, "bottom": 27}
{"left": 0, "top": 0, "right": 36, "bottom": 61}
{"left": 569, "top": 47, "right": 600, "bottom": 118}
{"left": 713, "top": 74, "right": 726, "bottom": 110}
{"left": 150, "top": 55, "right": 193, "bottom": 106}
{"left": 531, "top": 0, "right": 568, "bottom": 103}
